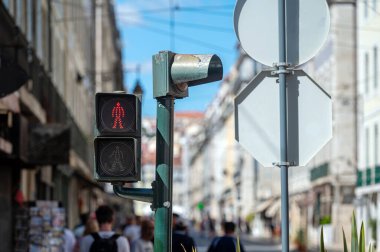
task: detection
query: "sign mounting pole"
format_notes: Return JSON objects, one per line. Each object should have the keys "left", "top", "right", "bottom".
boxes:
{"left": 278, "top": 0, "right": 289, "bottom": 251}
{"left": 234, "top": 1, "right": 331, "bottom": 251}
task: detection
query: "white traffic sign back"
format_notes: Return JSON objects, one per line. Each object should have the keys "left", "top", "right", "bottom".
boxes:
{"left": 234, "top": 0, "right": 330, "bottom": 66}
{"left": 235, "top": 70, "right": 332, "bottom": 167}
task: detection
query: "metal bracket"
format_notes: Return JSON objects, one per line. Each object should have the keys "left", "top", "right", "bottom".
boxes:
{"left": 271, "top": 69, "right": 293, "bottom": 75}
{"left": 271, "top": 62, "right": 295, "bottom": 76}
{"left": 113, "top": 184, "right": 154, "bottom": 204}
{"left": 272, "top": 161, "right": 296, "bottom": 167}
{"left": 273, "top": 62, "right": 292, "bottom": 68}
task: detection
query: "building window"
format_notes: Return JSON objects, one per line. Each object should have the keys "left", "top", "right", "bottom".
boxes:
{"left": 364, "top": 0, "right": 369, "bottom": 18}
{"left": 365, "top": 53, "right": 370, "bottom": 94}
{"left": 375, "top": 46, "right": 378, "bottom": 89}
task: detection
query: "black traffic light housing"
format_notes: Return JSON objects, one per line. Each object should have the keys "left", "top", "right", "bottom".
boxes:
{"left": 94, "top": 93, "right": 141, "bottom": 183}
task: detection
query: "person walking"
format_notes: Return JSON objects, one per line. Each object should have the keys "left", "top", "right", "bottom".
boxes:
{"left": 207, "top": 221, "right": 245, "bottom": 252}
{"left": 63, "top": 228, "right": 76, "bottom": 252}
{"left": 172, "top": 214, "right": 196, "bottom": 252}
{"left": 123, "top": 215, "right": 141, "bottom": 246}
{"left": 74, "top": 217, "right": 99, "bottom": 252}
{"left": 130, "top": 219, "right": 154, "bottom": 252}
{"left": 80, "top": 205, "right": 130, "bottom": 252}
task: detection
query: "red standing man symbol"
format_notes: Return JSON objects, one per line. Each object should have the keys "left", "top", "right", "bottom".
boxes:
{"left": 112, "top": 102, "right": 125, "bottom": 129}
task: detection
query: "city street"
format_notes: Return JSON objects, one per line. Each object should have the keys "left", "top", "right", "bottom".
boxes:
{"left": 0, "top": 0, "right": 376, "bottom": 251}
{"left": 191, "top": 232, "right": 293, "bottom": 252}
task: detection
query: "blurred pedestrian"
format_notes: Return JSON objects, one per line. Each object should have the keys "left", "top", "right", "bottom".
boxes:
{"left": 80, "top": 205, "right": 129, "bottom": 252}
{"left": 207, "top": 214, "right": 216, "bottom": 238}
{"left": 74, "top": 213, "right": 90, "bottom": 240}
{"left": 130, "top": 219, "right": 154, "bottom": 252}
{"left": 172, "top": 214, "right": 196, "bottom": 252}
{"left": 120, "top": 215, "right": 133, "bottom": 233}
{"left": 63, "top": 228, "right": 76, "bottom": 252}
{"left": 83, "top": 218, "right": 99, "bottom": 236}
{"left": 123, "top": 215, "right": 141, "bottom": 245}
{"left": 74, "top": 218, "right": 100, "bottom": 252}
{"left": 207, "top": 221, "right": 245, "bottom": 252}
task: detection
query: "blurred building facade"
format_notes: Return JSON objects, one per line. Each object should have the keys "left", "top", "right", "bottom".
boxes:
{"left": 184, "top": 50, "right": 272, "bottom": 234}
{"left": 134, "top": 113, "right": 205, "bottom": 217}
{"left": 0, "top": 0, "right": 125, "bottom": 251}
{"left": 172, "top": 112, "right": 204, "bottom": 217}
{"left": 287, "top": 1, "right": 357, "bottom": 248}
{"left": 355, "top": 0, "right": 380, "bottom": 250}
{"left": 133, "top": 117, "right": 156, "bottom": 216}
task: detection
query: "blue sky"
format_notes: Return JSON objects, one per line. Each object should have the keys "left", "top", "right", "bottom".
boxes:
{"left": 115, "top": 0, "right": 238, "bottom": 117}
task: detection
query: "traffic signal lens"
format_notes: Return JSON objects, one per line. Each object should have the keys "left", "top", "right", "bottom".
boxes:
{"left": 95, "top": 138, "right": 138, "bottom": 180}
{"left": 96, "top": 94, "right": 139, "bottom": 135}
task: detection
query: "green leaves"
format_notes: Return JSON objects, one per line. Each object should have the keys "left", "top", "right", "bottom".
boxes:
{"left": 359, "top": 223, "right": 365, "bottom": 252}
{"left": 320, "top": 226, "right": 325, "bottom": 252}
{"left": 352, "top": 211, "right": 359, "bottom": 252}
{"left": 321, "top": 212, "right": 373, "bottom": 252}
{"left": 368, "top": 244, "right": 374, "bottom": 252}
{"left": 343, "top": 229, "right": 348, "bottom": 252}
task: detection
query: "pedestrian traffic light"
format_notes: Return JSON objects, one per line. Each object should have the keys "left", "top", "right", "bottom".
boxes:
{"left": 153, "top": 51, "right": 223, "bottom": 98}
{"left": 94, "top": 93, "right": 141, "bottom": 183}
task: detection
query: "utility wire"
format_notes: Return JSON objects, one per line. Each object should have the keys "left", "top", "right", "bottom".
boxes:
{"left": 132, "top": 24, "right": 234, "bottom": 53}
{"left": 117, "top": 4, "right": 234, "bottom": 15}
{"left": 120, "top": 15, "right": 233, "bottom": 33}
{"left": 54, "top": 4, "right": 233, "bottom": 22}
{"left": 175, "top": 8, "right": 231, "bottom": 17}
{"left": 52, "top": 0, "right": 233, "bottom": 15}
{"left": 170, "top": 0, "right": 175, "bottom": 51}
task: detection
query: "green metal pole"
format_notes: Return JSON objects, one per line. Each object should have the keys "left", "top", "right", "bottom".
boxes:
{"left": 154, "top": 97, "right": 174, "bottom": 252}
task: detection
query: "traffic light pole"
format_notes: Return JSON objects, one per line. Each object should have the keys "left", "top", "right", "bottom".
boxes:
{"left": 153, "top": 97, "right": 174, "bottom": 252}
{"left": 150, "top": 51, "right": 222, "bottom": 252}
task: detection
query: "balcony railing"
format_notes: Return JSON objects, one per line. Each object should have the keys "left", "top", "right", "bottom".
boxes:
{"left": 366, "top": 168, "right": 372, "bottom": 185}
{"left": 357, "top": 170, "right": 363, "bottom": 187}
{"left": 375, "top": 166, "right": 380, "bottom": 184}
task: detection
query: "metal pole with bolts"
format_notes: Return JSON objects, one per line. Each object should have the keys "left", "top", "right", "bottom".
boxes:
{"left": 152, "top": 51, "right": 223, "bottom": 252}
{"left": 233, "top": 1, "right": 332, "bottom": 251}
{"left": 278, "top": 0, "right": 289, "bottom": 251}
{"left": 153, "top": 97, "right": 175, "bottom": 252}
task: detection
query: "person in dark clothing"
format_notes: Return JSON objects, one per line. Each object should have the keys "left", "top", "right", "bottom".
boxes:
{"left": 172, "top": 214, "right": 196, "bottom": 252}
{"left": 80, "top": 205, "right": 130, "bottom": 252}
{"left": 207, "top": 221, "right": 245, "bottom": 252}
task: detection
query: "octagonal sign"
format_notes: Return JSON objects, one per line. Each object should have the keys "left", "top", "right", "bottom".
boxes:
{"left": 235, "top": 70, "right": 332, "bottom": 167}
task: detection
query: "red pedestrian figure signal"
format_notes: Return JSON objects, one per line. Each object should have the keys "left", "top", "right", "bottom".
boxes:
{"left": 112, "top": 102, "right": 125, "bottom": 129}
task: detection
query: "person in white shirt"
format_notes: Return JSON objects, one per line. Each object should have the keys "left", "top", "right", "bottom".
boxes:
{"left": 80, "top": 205, "right": 130, "bottom": 252}
{"left": 131, "top": 219, "right": 154, "bottom": 252}
{"left": 63, "top": 228, "right": 76, "bottom": 252}
{"left": 123, "top": 215, "right": 141, "bottom": 245}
